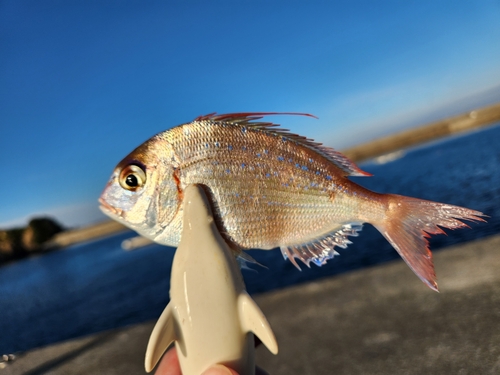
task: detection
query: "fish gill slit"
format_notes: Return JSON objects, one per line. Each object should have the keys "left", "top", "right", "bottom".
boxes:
{"left": 173, "top": 167, "right": 183, "bottom": 202}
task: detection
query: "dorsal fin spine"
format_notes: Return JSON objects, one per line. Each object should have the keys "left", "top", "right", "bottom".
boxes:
{"left": 192, "top": 112, "right": 371, "bottom": 177}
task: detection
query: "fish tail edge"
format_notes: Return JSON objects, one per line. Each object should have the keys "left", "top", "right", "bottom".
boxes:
{"left": 373, "top": 194, "right": 486, "bottom": 292}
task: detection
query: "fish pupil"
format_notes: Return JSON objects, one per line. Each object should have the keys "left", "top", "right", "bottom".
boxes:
{"left": 126, "top": 174, "right": 138, "bottom": 187}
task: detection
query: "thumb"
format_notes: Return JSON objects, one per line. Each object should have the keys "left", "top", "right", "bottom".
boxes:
{"left": 201, "top": 364, "right": 239, "bottom": 375}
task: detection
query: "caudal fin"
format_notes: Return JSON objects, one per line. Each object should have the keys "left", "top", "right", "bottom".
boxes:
{"left": 373, "top": 195, "right": 486, "bottom": 292}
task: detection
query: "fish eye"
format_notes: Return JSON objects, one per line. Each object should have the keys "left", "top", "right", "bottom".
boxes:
{"left": 119, "top": 164, "right": 146, "bottom": 191}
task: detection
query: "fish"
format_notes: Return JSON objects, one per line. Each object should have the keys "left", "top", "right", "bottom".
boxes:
{"left": 99, "top": 112, "right": 486, "bottom": 291}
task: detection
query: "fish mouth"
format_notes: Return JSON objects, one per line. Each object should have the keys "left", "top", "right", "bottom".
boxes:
{"left": 98, "top": 198, "right": 123, "bottom": 218}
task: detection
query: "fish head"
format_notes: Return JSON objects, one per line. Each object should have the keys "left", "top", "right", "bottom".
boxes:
{"left": 99, "top": 135, "right": 181, "bottom": 244}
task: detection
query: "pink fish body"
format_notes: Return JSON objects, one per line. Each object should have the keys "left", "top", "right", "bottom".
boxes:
{"left": 99, "top": 113, "right": 485, "bottom": 291}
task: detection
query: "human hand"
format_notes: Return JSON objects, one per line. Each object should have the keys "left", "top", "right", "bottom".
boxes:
{"left": 154, "top": 347, "right": 268, "bottom": 375}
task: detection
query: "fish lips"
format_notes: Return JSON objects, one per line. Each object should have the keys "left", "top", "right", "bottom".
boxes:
{"left": 98, "top": 197, "right": 125, "bottom": 220}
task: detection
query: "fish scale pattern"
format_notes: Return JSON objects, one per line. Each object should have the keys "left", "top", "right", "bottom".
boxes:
{"left": 163, "top": 118, "right": 362, "bottom": 256}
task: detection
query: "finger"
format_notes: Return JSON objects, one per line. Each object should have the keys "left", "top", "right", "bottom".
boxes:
{"left": 155, "top": 347, "right": 181, "bottom": 375}
{"left": 201, "top": 364, "right": 239, "bottom": 375}
{"left": 154, "top": 347, "right": 268, "bottom": 375}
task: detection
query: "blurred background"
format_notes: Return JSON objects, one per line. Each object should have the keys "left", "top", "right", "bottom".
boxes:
{"left": 1, "top": 1, "right": 499, "bottom": 373}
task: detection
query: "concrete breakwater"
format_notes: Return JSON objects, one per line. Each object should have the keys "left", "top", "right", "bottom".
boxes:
{"left": 48, "top": 102, "right": 500, "bottom": 249}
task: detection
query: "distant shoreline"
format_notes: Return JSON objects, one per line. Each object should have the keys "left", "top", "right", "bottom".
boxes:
{"left": 48, "top": 220, "right": 129, "bottom": 249}
{"left": 48, "top": 101, "right": 500, "bottom": 249}
{"left": 341, "top": 101, "right": 500, "bottom": 162}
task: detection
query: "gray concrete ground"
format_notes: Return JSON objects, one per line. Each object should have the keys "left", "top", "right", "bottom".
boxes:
{"left": 3, "top": 235, "right": 500, "bottom": 375}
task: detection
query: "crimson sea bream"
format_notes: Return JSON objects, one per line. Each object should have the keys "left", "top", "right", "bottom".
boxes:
{"left": 99, "top": 113, "right": 485, "bottom": 291}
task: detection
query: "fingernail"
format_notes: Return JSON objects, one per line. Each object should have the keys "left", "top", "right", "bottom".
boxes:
{"left": 201, "top": 364, "right": 234, "bottom": 375}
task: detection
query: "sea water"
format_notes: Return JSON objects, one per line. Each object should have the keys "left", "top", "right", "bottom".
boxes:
{"left": 1, "top": 124, "right": 499, "bottom": 354}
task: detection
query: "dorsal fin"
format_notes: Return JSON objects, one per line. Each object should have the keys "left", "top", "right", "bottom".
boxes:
{"left": 193, "top": 112, "right": 371, "bottom": 177}
{"left": 194, "top": 112, "right": 317, "bottom": 123}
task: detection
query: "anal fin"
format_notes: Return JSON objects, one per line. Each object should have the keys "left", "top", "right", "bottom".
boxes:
{"left": 280, "top": 223, "right": 363, "bottom": 269}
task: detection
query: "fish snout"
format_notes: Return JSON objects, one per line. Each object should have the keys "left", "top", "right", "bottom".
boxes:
{"left": 98, "top": 197, "right": 123, "bottom": 217}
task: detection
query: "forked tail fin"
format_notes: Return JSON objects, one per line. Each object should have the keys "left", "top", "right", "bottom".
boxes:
{"left": 373, "top": 194, "right": 486, "bottom": 291}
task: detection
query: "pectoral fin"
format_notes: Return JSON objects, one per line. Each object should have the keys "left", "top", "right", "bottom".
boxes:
{"left": 237, "top": 292, "right": 278, "bottom": 355}
{"left": 145, "top": 303, "right": 177, "bottom": 372}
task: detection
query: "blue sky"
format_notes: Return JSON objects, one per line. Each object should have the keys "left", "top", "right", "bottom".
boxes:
{"left": 1, "top": 1, "right": 500, "bottom": 228}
